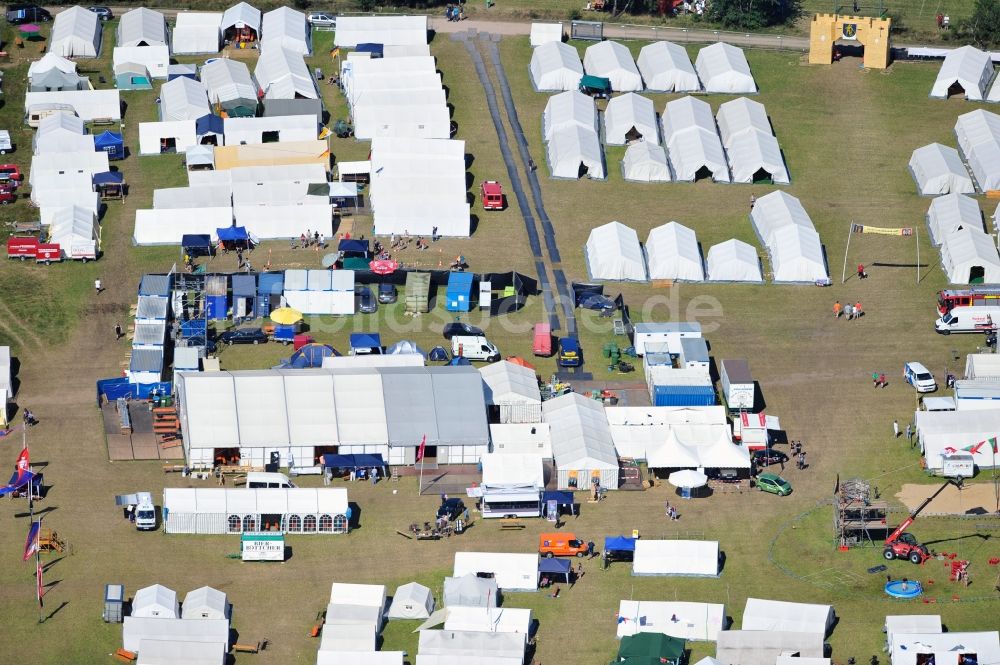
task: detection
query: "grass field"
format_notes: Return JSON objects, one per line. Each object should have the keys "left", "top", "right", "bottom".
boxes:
{"left": 0, "top": 17, "right": 999, "bottom": 665}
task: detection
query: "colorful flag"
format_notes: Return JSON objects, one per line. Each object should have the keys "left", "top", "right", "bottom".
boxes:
{"left": 36, "top": 561, "right": 43, "bottom": 608}
{"left": 990, "top": 438, "right": 999, "bottom": 454}
{"left": 15, "top": 447, "right": 29, "bottom": 477}
{"left": 416, "top": 435, "right": 427, "bottom": 462}
{"left": 23, "top": 521, "right": 39, "bottom": 562}
{"left": 963, "top": 441, "right": 986, "bottom": 455}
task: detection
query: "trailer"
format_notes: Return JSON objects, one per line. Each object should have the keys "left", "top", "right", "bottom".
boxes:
{"left": 720, "top": 359, "right": 755, "bottom": 411}
{"left": 6, "top": 236, "right": 61, "bottom": 264}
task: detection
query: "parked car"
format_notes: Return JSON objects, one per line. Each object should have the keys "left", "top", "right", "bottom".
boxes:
{"left": 0, "top": 163, "right": 23, "bottom": 185}
{"left": 218, "top": 327, "right": 267, "bottom": 345}
{"left": 87, "top": 5, "right": 112, "bottom": 20}
{"left": 182, "top": 336, "right": 217, "bottom": 353}
{"left": 751, "top": 449, "right": 788, "bottom": 468}
{"left": 437, "top": 498, "right": 465, "bottom": 521}
{"left": 903, "top": 361, "right": 937, "bottom": 393}
{"left": 558, "top": 337, "right": 582, "bottom": 367}
{"left": 0, "top": 130, "right": 13, "bottom": 155}
{"left": 755, "top": 472, "right": 792, "bottom": 496}
{"left": 377, "top": 283, "right": 397, "bottom": 304}
{"left": 0, "top": 185, "right": 15, "bottom": 204}
{"left": 442, "top": 322, "right": 484, "bottom": 340}
{"left": 356, "top": 286, "right": 378, "bottom": 314}
{"left": 307, "top": 12, "right": 336, "bottom": 27}
{"left": 578, "top": 293, "right": 615, "bottom": 313}
{"left": 539, "top": 532, "right": 591, "bottom": 558}
{"left": 6, "top": 4, "right": 51, "bottom": 23}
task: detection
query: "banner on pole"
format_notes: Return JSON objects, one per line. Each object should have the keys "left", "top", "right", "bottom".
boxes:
{"left": 852, "top": 224, "right": 914, "bottom": 236}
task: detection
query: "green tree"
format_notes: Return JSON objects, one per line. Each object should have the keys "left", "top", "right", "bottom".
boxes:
{"left": 706, "top": 0, "right": 801, "bottom": 29}
{"left": 966, "top": 0, "right": 1000, "bottom": 47}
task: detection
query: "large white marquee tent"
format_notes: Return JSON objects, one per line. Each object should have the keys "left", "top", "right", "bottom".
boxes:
{"left": 117, "top": 7, "right": 168, "bottom": 48}
{"left": 617, "top": 601, "right": 725, "bottom": 640}
{"left": 637, "top": 41, "right": 700, "bottom": 92}
{"left": 695, "top": 42, "right": 757, "bottom": 94}
{"left": 255, "top": 47, "right": 316, "bottom": 100}
{"left": 172, "top": 12, "right": 222, "bottom": 55}
{"left": 162, "top": 487, "right": 350, "bottom": 534}
{"left": 633, "top": 539, "right": 721, "bottom": 577}
{"left": 585, "top": 221, "right": 647, "bottom": 282}
{"left": 529, "top": 41, "right": 583, "bottom": 91}
{"left": 604, "top": 93, "right": 658, "bottom": 145}
{"left": 954, "top": 109, "right": 1000, "bottom": 192}
{"left": 646, "top": 222, "right": 704, "bottom": 281}
{"left": 542, "top": 90, "right": 596, "bottom": 141}
{"left": 160, "top": 77, "right": 211, "bottom": 121}
{"left": 542, "top": 393, "right": 619, "bottom": 490}
{"left": 909, "top": 142, "right": 976, "bottom": 196}
{"left": 926, "top": 193, "right": 983, "bottom": 245}
{"left": 49, "top": 6, "right": 102, "bottom": 58}
{"left": 453, "top": 552, "right": 538, "bottom": 591}
{"left": 25, "top": 89, "right": 121, "bottom": 122}
{"left": 940, "top": 226, "right": 1000, "bottom": 284}
{"left": 334, "top": 16, "right": 428, "bottom": 48}
{"left": 930, "top": 45, "right": 995, "bottom": 101}
{"left": 622, "top": 142, "right": 671, "bottom": 182}
{"left": 916, "top": 409, "right": 1000, "bottom": 470}
{"left": 133, "top": 206, "right": 232, "bottom": 245}
{"left": 583, "top": 41, "right": 643, "bottom": 91}
{"left": 742, "top": 598, "right": 835, "bottom": 635}
{"left": 547, "top": 126, "right": 605, "bottom": 179}
{"left": 261, "top": 7, "right": 310, "bottom": 55}
{"left": 662, "top": 96, "right": 730, "bottom": 182}
{"left": 750, "top": 190, "right": 814, "bottom": 244}
{"left": 706, "top": 239, "right": 763, "bottom": 283}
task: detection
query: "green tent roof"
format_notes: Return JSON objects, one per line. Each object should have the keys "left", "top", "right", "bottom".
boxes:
{"left": 580, "top": 74, "right": 612, "bottom": 92}
{"left": 617, "top": 633, "right": 685, "bottom": 662}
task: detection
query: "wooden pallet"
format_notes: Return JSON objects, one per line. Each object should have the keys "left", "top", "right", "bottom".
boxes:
{"left": 233, "top": 639, "right": 267, "bottom": 654}
{"left": 113, "top": 648, "right": 137, "bottom": 663}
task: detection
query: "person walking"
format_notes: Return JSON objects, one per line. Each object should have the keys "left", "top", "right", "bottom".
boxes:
{"left": 95, "top": 278, "right": 103, "bottom": 294}
{"left": 370, "top": 467, "right": 378, "bottom": 485}
{"left": 893, "top": 420, "right": 900, "bottom": 438}
{"left": 872, "top": 371, "right": 880, "bottom": 388}
{"left": 905, "top": 423, "right": 912, "bottom": 442}
{"left": 845, "top": 303, "right": 854, "bottom": 320}
{"left": 115, "top": 322, "right": 123, "bottom": 340}
{"left": 799, "top": 451, "right": 806, "bottom": 469}
{"left": 879, "top": 373, "right": 887, "bottom": 389}
{"left": 855, "top": 301, "right": 863, "bottom": 318}
{"left": 750, "top": 194, "right": 756, "bottom": 210}
{"left": 833, "top": 301, "right": 842, "bottom": 318}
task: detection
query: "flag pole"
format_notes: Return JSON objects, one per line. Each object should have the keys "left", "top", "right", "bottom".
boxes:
{"left": 36, "top": 515, "right": 43, "bottom": 623}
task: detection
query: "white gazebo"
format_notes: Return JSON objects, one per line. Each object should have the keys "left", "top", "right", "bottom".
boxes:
{"left": 585, "top": 221, "right": 647, "bottom": 282}
{"left": 637, "top": 41, "right": 700, "bottom": 92}
{"left": 583, "top": 41, "right": 643, "bottom": 92}
{"left": 529, "top": 41, "right": 583, "bottom": 91}
{"left": 646, "top": 221, "right": 704, "bottom": 281}
{"left": 706, "top": 239, "right": 763, "bottom": 283}
{"left": 622, "top": 142, "right": 671, "bottom": 183}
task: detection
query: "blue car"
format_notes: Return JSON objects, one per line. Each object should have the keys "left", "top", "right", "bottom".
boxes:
{"left": 558, "top": 337, "right": 582, "bottom": 367}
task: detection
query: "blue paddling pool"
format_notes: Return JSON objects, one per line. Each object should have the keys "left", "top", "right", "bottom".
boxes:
{"left": 885, "top": 580, "right": 923, "bottom": 598}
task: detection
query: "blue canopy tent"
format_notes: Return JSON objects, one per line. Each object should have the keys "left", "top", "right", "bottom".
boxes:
{"left": 542, "top": 490, "right": 577, "bottom": 518}
{"left": 538, "top": 557, "right": 571, "bottom": 585}
{"left": 217, "top": 226, "right": 253, "bottom": 251}
{"left": 355, "top": 43, "right": 384, "bottom": 57}
{"left": 94, "top": 169, "right": 126, "bottom": 200}
{"left": 428, "top": 346, "right": 449, "bottom": 362}
{"left": 604, "top": 535, "right": 636, "bottom": 567}
{"left": 256, "top": 272, "right": 284, "bottom": 318}
{"left": 283, "top": 343, "right": 339, "bottom": 368}
{"left": 181, "top": 234, "right": 213, "bottom": 258}
{"left": 95, "top": 130, "right": 125, "bottom": 160}
{"left": 322, "top": 453, "right": 386, "bottom": 471}
{"left": 338, "top": 238, "right": 369, "bottom": 258}
{"left": 349, "top": 332, "right": 382, "bottom": 354}
{"left": 196, "top": 114, "right": 224, "bottom": 144}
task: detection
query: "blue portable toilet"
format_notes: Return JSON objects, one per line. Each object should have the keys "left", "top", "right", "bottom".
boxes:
{"left": 204, "top": 274, "right": 229, "bottom": 320}
{"left": 445, "top": 272, "right": 474, "bottom": 312}
{"left": 94, "top": 131, "right": 125, "bottom": 160}
{"left": 256, "top": 272, "right": 284, "bottom": 318}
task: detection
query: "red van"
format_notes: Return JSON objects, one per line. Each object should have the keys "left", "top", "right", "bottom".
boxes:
{"left": 533, "top": 322, "right": 552, "bottom": 357}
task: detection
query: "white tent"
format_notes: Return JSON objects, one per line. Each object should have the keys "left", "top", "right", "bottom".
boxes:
{"left": 114, "top": 46, "right": 169, "bottom": 80}
{"left": 160, "top": 77, "right": 211, "bottom": 122}
{"left": 706, "top": 239, "right": 763, "bottom": 283}
{"left": 133, "top": 207, "right": 232, "bottom": 245}
{"left": 330, "top": 583, "right": 386, "bottom": 610}
{"left": 136, "top": 640, "right": 225, "bottom": 665}
{"left": 954, "top": 110, "right": 1000, "bottom": 192}
{"left": 885, "top": 615, "right": 943, "bottom": 646}
{"left": 453, "top": 552, "right": 538, "bottom": 591}
{"left": 646, "top": 222, "right": 704, "bottom": 281}
{"left": 662, "top": 95, "right": 716, "bottom": 143}
{"left": 940, "top": 226, "right": 1000, "bottom": 284}
{"left": 530, "top": 22, "right": 563, "bottom": 47}
{"left": 583, "top": 41, "right": 643, "bottom": 92}
{"left": 221, "top": 2, "right": 261, "bottom": 41}
{"left": 667, "top": 128, "right": 730, "bottom": 182}
{"left": 262, "top": 7, "right": 310, "bottom": 55}
{"left": 139, "top": 121, "right": 199, "bottom": 155}
{"left": 644, "top": 423, "right": 748, "bottom": 469}
{"left": 479, "top": 361, "right": 541, "bottom": 425}
{"left": 716, "top": 631, "right": 825, "bottom": 665}
{"left": 224, "top": 115, "right": 316, "bottom": 144}
{"left": 387, "top": 582, "right": 434, "bottom": 620}
{"left": 444, "top": 606, "right": 532, "bottom": 637}
{"left": 768, "top": 225, "right": 827, "bottom": 283}
{"left": 909, "top": 143, "right": 975, "bottom": 196}
{"left": 123, "top": 618, "right": 229, "bottom": 653}
{"left": 334, "top": 16, "right": 428, "bottom": 47}
{"left": 25, "top": 90, "right": 121, "bottom": 122}
{"left": 30, "top": 150, "right": 108, "bottom": 185}
{"left": 117, "top": 7, "right": 168, "bottom": 48}
{"left": 489, "top": 423, "right": 552, "bottom": 458}
{"left": 727, "top": 130, "right": 789, "bottom": 185}
{"left": 353, "top": 104, "right": 451, "bottom": 140}
{"left": 606, "top": 406, "right": 726, "bottom": 459}
{"left": 605, "top": 93, "right": 658, "bottom": 145}
{"left": 891, "top": 632, "right": 1000, "bottom": 665}
{"left": 255, "top": 47, "right": 316, "bottom": 100}
{"left": 637, "top": 41, "right": 700, "bottom": 92}
{"left": 716, "top": 97, "right": 771, "bottom": 147}
{"left": 616, "top": 601, "right": 725, "bottom": 640}
{"left": 443, "top": 575, "right": 499, "bottom": 608}
{"left": 695, "top": 42, "right": 757, "bottom": 94}
{"left": 29, "top": 52, "right": 76, "bottom": 78}
{"left": 133, "top": 584, "right": 179, "bottom": 619}
{"left": 48, "top": 205, "right": 98, "bottom": 259}
{"left": 320, "top": 623, "right": 377, "bottom": 652}
{"left": 547, "top": 126, "right": 605, "bottom": 179}
{"left": 529, "top": 41, "right": 583, "bottom": 92}
{"left": 585, "top": 221, "right": 647, "bottom": 282}
{"left": 182, "top": 587, "right": 229, "bottom": 620}
{"left": 743, "top": 598, "right": 835, "bottom": 635}
{"left": 633, "top": 539, "right": 720, "bottom": 576}
{"left": 172, "top": 12, "right": 222, "bottom": 55}
{"left": 991, "top": 75, "right": 1000, "bottom": 103}
{"left": 927, "top": 193, "right": 982, "bottom": 245}
{"left": 417, "top": 630, "right": 525, "bottom": 663}
{"left": 50, "top": 6, "right": 102, "bottom": 58}
{"left": 543, "top": 90, "right": 596, "bottom": 141}
{"left": 481, "top": 453, "right": 545, "bottom": 490}
{"left": 317, "top": 653, "right": 404, "bottom": 665}
{"left": 163, "top": 487, "right": 350, "bottom": 534}
{"left": 917, "top": 409, "right": 1000, "bottom": 469}
{"left": 33, "top": 113, "right": 91, "bottom": 154}
{"left": 750, "top": 191, "right": 815, "bottom": 243}
{"left": 542, "top": 393, "right": 619, "bottom": 490}
{"left": 930, "top": 45, "right": 995, "bottom": 100}
{"left": 201, "top": 58, "right": 259, "bottom": 111}
{"left": 623, "top": 142, "right": 671, "bottom": 182}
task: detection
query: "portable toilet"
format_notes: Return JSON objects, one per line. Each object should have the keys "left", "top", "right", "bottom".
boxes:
{"left": 204, "top": 274, "right": 229, "bottom": 320}
{"left": 256, "top": 272, "right": 284, "bottom": 318}
{"left": 446, "top": 272, "right": 474, "bottom": 312}
{"left": 103, "top": 584, "right": 125, "bottom": 623}
{"left": 94, "top": 131, "right": 125, "bottom": 160}
{"left": 231, "top": 274, "right": 257, "bottom": 321}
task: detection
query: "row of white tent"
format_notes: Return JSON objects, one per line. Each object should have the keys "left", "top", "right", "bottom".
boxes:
{"left": 749, "top": 191, "right": 828, "bottom": 283}
{"left": 174, "top": 6, "right": 311, "bottom": 55}
{"left": 122, "top": 584, "right": 231, "bottom": 663}
{"left": 955, "top": 109, "right": 1000, "bottom": 193}
{"left": 542, "top": 90, "right": 605, "bottom": 179}
{"left": 924, "top": 193, "right": 1000, "bottom": 283}
{"left": 930, "top": 45, "right": 1000, "bottom": 102}
{"left": 530, "top": 40, "right": 756, "bottom": 94}
{"left": 341, "top": 55, "right": 449, "bottom": 140}
{"left": 909, "top": 142, "right": 975, "bottom": 196}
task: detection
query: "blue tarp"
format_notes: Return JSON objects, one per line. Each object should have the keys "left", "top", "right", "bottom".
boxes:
{"left": 604, "top": 536, "right": 636, "bottom": 552}
{"left": 217, "top": 226, "right": 250, "bottom": 242}
{"left": 231, "top": 274, "right": 257, "bottom": 297}
{"left": 93, "top": 170, "right": 125, "bottom": 185}
{"left": 350, "top": 332, "right": 381, "bottom": 350}
{"left": 94, "top": 130, "right": 125, "bottom": 160}
{"left": 181, "top": 234, "right": 213, "bottom": 256}
{"left": 196, "top": 114, "right": 224, "bottom": 135}
{"left": 338, "top": 238, "right": 369, "bottom": 256}
{"left": 322, "top": 453, "right": 386, "bottom": 470}
{"left": 543, "top": 491, "right": 575, "bottom": 506}
{"left": 356, "top": 43, "right": 384, "bottom": 57}
{"left": 651, "top": 385, "right": 716, "bottom": 407}
{"left": 96, "top": 377, "right": 171, "bottom": 404}
{"left": 446, "top": 272, "right": 474, "bottom": 312}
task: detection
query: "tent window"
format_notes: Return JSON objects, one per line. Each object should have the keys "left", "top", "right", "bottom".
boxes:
{"left": 227, "top": 515, "right": 241, "bottom": 533}
{"left": 242, "top": 515, "right": 257, "bottom": 531}
{"left": 288, "top": 515, "right": 302, "bottom": 532}
{"left": 333, "top": 514, "right": 348, "bottom": 533}
{"left": 303, "top": 515, "right": 317, "bottom": 532}
{"left": 318, "top": 515, "right": 334, "bottom": 532}
{"left": 262, "top": 130, "right": 280, "bottom": 143}
{"left": 970, "top": 266, "right": 986, "bottom": 284}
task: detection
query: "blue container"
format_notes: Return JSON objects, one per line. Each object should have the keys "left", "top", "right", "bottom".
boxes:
{"left": 206, "top": 294, "right": 228, "bottom": 320}
{"left": 652, "top": 385, "right": 716, "bottom": 407}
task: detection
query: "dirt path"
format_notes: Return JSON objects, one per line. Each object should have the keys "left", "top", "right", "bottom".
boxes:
{"left": 896, "top": 482, "right": 1000, "bottom": 515}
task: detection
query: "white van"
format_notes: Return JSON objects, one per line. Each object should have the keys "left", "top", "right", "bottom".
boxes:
{"left": 25, "top": 103, "right": 76, "bottom": 128}
{"left": 452, "top": 335, "right": 500, "bottom": 362}
{"left": 246, "top": 471, "right": 296, "bottom": 489}
{"left": 903, "top": 362, "right": 937, "bottom": 393}
{"left": 135, "top": 492, "right": 156, "bottom": 531}
{"left": 935, "top": 306, "right": 999, "bottom": 334}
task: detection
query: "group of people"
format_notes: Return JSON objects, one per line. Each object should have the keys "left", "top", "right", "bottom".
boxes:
{"left": 872, "top": 371, "right": 888, "bottom": 389}
{"left": 833, "top": 300, "right": 864, "bottom": 320}
{"left": 664, "top": 501, "right": 679, "bottom": 520}
{"left": 324, "top": 466, "right": 380, "bottom": 485}
{"left": 298, "top": 230, "right": 327, "bottom": 250}
{"left": 444, "top": 4, "right": 465, "bottom": 21}
{"left": 792, "top": 440, "right": 807, "bottom": 470}
{"left": 372, "top": 240, "right": 393, "bottom": 262}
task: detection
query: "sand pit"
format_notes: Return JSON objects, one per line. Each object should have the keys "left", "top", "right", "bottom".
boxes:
{"left": 896, "top": 482, "right": 1000, "bottom": 515}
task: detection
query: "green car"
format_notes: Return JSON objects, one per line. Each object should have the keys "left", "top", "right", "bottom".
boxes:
{"left": 756, "top": 472, "right": 792, "bottom": 496}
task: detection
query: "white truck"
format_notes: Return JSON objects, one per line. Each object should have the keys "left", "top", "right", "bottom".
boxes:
{"left": 116, "top": 491, "right": 157, "bottom": 531}
{"left": 935, "top": 306, "right": 998, "bottom": 334}
{"left": 720, "top": 359, "right": 755, "bottom": 411}
{"left": 451, "top": 335, "right": 500, "bottom": 362}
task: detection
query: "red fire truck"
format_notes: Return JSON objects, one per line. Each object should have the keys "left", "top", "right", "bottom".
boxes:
{"left": 481, "top": 180, "right": 504, "bottom": 211}
{"left": 6, "top": 236, "right": 61, "bottom": 264}
{"left": 937, "top": 287, "right": 1000, "bottom": 315}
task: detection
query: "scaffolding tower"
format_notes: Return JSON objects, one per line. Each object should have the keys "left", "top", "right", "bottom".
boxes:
{"left": 834, "top": 478, "right": 889, "bottom": 548}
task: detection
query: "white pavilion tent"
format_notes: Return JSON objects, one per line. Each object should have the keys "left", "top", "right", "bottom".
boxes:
{"left": 113, "top": 45, "right": 169, "bottom": 80}
{"left": 443, "top": 575, "right": 499, "bottom": 608}
{"left": 891, "top": 632, "right": 1000, "bottom": 665}
{"left": 727, "top": 130, "right": 789, "bottom": 184}
{"left": 768, "top": 225, "right": 827, "bottom": 283}
{"left": 182, "top": 587, "right": 229, "bottom": 620}
{"left": 585, "top": 221, "right": 647, "bottom": 281}
{"left": 884, "top": 615, "right": 943, "bottom": 646}
{"left": 622, "top": 142, "right": 671, "bottom": 182}
{"left": 255, "top": 47, "right": 316, "bottom": 99}
{"left": 453, "top": 552, "right": 538, "bottom": 591}
{"left": 529, "top": 41, "right": 583, "bottom": 91}
{"left": 162, "top": 487, "right": 350, "bottom": 534}
{"left": 160, "top": 77, "right": 211, "bottom": 122}
{"left": 221, "top": 2, "right": 261, "bottom": 42}
{"left": 617, "top": 601, "right": 724, "bottom": 640}
{"left": 444, "top": 606, "right": 532, "bottom": 637}
{"left": 25, "top": 89, "right": 121, "bottom": 122}
{"left": 604, "top": 93, "right": 658, "bottom": 145}
{"left": 117, "top": 7, "right": 168, "bottom": 48}
{"left": 48, "top": 205, "right": 99, "bottom": 259}
{"left": 417, "top": 630, "right": 525, "bottom": 664}
{"left": 955, "top": 109, "right": 1000, "bottom": 192}
{"left": 319, "top": 623, "right": 377, "bottom": 652}
{"left": 32, "top": 113, "right": 91, "bottom": 154}
{"left": 201, "top": 58, "right": 259, "bottom": 112}
{"left": 644, "top": 423, "right": 749, "bottom": 469}
{"left": 479, "top": 360, "right": 542, "bottom": 424}
{"left": 223, "top": 114, "right": 316, "bottom": 144}
{"left": 916, "top": 409, "right": 1000, "bottom": 470}
{"left": 583, "top": 41, "right": 643, "bottom": 91}
{"left": 135, "top": 640, "right": 225, "bottom": 665}
{"left": 750, "top": 190, "right": 815, "bottom": 244}
{"left": 261, "top": 7, "right": 310, "bottom": 55}
{"left": 542, "top": 393, "right": 619, "bottom": 490}
{"left": 138, "top": 120, "right": 199, "bottom": 155}
{"left": 123, "top": 617, "right": 229, "bottom": 652}
{"left": 706, "top": 239, "right": 763, "bottom": 282}
{"left": 910, "top": 143, "right": 976, "bottom": 196}
{"left": 547, "top": 126, "right": 605, "bottom": 179}
{"left": 930, "top": 45, "right": 995, "bottom": 101}
{"left": 716, "top": 97, "right": 771, "bottom": 147}
{"left": 695, "top": 42, "right": 757, "bottom": 94}
{"left": 632, "top": 539, "right": 721, "bottom": 577}
{"left": 133, "top": 207, "right": 232, "bottom": 245}
{"left": 667, "top": 128, "right": 730, "bottom": 182}
{"left": 742, "top": 598, "right": 835, "bottom": 635}
{"left": 530, "top": 22, "right": 563, "bottom": 47}
{"left": 927, "top": 193, "right": 983, "bottom": 245}
{"left": 940, "top": 226, "right": 1000, "bottom": 284}
{"left": 30, "top": 150, "right": 108, "bottom": 185}
{"left": 489, "top": 423, "right": 552, "bottom": 458}
{"left": 49, "top": 6, "right": 102, "bottom": 58}
{"left": 387, "top": 582, "right": 434, "bottom": 620}
{"left": 637, "top": 41, "right": 700, "bottom": 92}
{"left": 334, "top": 16, "right": 428, "bottom": 47}
{"left": 543, "top": 90, "right": 596, "bottom": 141}
{"left": 646, "top": 221, "right": 704, "bottom": 281}
{"left": 172, "top": 12, "right": 222, "bottom": 55}
{"left": 132, "top": 584, "right": 179, "bottom": 618}
{"left": 29, "top": 52, "right": 76, "bottom": 79}
{"left": 716, "top": 631, "right": 824, "bottom": 665}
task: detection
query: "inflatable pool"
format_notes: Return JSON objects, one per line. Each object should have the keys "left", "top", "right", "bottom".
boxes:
{"left": 885, "top": 580, "right": 923, "bottom": 598}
